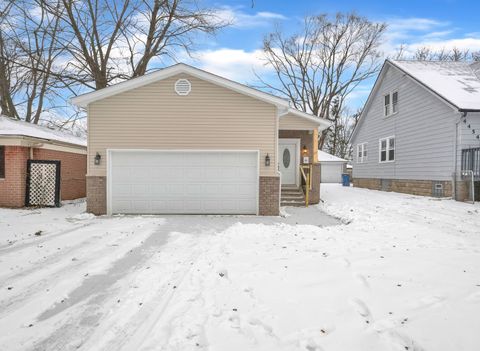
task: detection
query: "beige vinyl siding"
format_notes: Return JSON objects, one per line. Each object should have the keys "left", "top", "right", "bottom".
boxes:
{"left": 280, "top": 113, "right": 319, "bottom": 130}
{"left": 88, "top": 73, "right": 277, "bottom": 177}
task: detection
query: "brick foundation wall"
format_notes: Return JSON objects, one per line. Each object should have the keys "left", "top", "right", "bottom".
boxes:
{"left": 0, "top": 146, "right": 30, "bottom": 207}
{"left": 88, "top": 175, "right": 280, "bottom": 216}
{"left": 259, "top": 175, "right": 280, "bottom": 216}
{"left": 33, "top": 149, "right": 86, "bottom": 200}
{"left": 86, "top": 176, "right": 107, "bottom": 215}
{"left": 354, "top": 178, "right": 453, "bottom": 198}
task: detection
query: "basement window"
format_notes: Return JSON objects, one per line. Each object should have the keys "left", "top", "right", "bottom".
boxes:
{"left": 0, "top": 146, "right": 5, "bottom": 178}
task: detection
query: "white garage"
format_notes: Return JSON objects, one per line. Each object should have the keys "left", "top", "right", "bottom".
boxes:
{"left": 318, "top": 150, "right": 347, "bottom": 183}
{"left": 108, "top": 150, "right": 259, "bottom": 215}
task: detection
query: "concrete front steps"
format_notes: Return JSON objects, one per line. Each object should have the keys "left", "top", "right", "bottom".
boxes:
{"left": 281, "top": 185, "right": 306, "bottom": 207}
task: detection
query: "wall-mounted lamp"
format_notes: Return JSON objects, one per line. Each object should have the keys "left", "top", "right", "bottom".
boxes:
{"left": 302, "top": 145, "right": 308, "bottom": 155}
{"left": 265, "top": 153, "right": 270, "bottom": 167}
{"left": 94, "top": 152, "right": 101, "bottom": 165}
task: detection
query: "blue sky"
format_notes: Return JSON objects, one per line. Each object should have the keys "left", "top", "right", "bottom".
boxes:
{"left": 180, "top": 0, "right": 480, "bottom": 110}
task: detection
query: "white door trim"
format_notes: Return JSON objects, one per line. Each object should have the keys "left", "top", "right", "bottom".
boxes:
{"left": 278, "top": 139, "right": 300, "bottom": 186}
{"left": 106, "top": 149, "right": 260, "bottom": 216}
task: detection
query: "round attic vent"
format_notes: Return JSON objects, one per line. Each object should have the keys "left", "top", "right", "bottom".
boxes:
{"left": 174, "top": 79, "right": 191, "bottom": 96}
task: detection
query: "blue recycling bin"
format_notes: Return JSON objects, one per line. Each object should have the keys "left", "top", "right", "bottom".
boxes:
{"left": 342, "top": 173, "right": 350, "bottom": 187}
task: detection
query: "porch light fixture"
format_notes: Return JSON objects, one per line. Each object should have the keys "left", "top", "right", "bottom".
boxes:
{"left": 265, "top": 153, "right": 270, "bottom": 167}
{"left": 94, "top": 152, "right": 101, "bottom": 165}
{"left": 302, "top": 145, "right": 308, "bottom": 155}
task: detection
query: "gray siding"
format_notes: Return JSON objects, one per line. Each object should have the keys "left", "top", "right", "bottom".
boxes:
{"left": 457, "top": 112, "right": 480, "bottom": 178}
{"left": 352, "top": 64, "right": 456, "bottom": 181}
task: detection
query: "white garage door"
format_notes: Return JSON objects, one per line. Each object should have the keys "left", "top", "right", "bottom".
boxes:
{"left": 108, "top": 150, "right": 258, "bottom": 215}
{"left": 321, "top": 163, "right": 343, "bottom": 183}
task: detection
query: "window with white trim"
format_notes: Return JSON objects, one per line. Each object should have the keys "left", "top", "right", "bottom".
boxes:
{"left": 379, "top": 136, "right": 395, "bottom": 162}
{"left": 357, "top": 143, "right": 367, "bottom": 163}
{"left": 384, "top": 91, "right": 398, "bottom": 117}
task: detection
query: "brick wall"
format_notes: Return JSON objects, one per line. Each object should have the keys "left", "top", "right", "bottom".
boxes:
{"left": 354, "top": 178, "right": 454, "bottom": 198}
{"left": 0, "top": 146, "right": 86, "bottom": 208}
{"left": 86, "top": 176, "right": 107, "bottom": 215}
{"left": 0, "top": 146, "right": 29, "bottom": 207}
{"left": 33, "top": 149, "right": 86, "bottom": 200}
{"left": 259, "top": 176, "right": 280, "bottom": 215}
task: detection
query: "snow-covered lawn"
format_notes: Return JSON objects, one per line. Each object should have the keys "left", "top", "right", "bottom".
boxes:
{"left": 1, "top": 185, "right": 479, "bottom": 351}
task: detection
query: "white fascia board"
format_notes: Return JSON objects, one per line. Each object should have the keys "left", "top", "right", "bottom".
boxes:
{"left": 281, "top": 108, "right": 332, "bottom": 130}
{"left": 71, "top": 63, "right": 289, "bottom": 108}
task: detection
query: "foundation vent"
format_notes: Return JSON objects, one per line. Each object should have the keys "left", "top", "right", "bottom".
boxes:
{"left": 175, "top": 79, "right": 191, "bottom": 96}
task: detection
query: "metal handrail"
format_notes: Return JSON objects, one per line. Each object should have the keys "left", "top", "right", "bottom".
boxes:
{"left": 299, "top": 164, "right": 312, "bottom": 207}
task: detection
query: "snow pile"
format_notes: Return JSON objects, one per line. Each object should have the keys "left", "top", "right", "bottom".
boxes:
{"left": 0, "top": 116, "right": 86, "bottom": 147}
{"left": 1, "top": 186, "right": 480, "bottom": 350}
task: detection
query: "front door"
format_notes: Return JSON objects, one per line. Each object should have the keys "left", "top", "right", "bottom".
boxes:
{"left": 279, "top": 139, "right": 299, "bottom": 185}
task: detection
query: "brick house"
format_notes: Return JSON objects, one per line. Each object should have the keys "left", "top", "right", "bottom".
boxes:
{"left": 0, "top": 116, "right": 87, "bottom": 208}
{"left": 71, "top": 63, "right": 330, "bottom": 216}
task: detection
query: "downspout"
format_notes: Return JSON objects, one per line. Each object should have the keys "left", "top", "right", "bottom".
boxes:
{"left": 453, "top": 111, "right": 466, "bottom": 200}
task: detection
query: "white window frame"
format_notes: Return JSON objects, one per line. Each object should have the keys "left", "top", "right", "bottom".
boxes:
{"left": 357, "top": 143, "right": 367, "bottom": 163}
{"left": 383, "top": 91, "right": 398, "bottom": 117}
{"left": 379, "top": 136, "right": 395, "bottom": 163}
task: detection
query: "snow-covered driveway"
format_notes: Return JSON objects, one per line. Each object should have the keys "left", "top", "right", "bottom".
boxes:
{"left": 1, "top": 185, "right": 479, "bottom": 351}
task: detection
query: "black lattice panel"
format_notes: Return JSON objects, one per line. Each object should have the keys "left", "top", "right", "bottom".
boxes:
{"left": 26, "top": 160, "right": 61, "bottom": 207}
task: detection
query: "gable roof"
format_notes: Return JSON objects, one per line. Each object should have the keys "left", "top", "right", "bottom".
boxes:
{"left": 71, "top": 63, "right": 289, "bottom": 108}
{"left": 0, "top": 116, "right": 86, "bottom": 147}
{"left": 71, "top": 63, "right": 330, "bottom": 130}
{"left": 350, "top": 59, "right": 480, "bottom": 143}
{"left": 317, "top": 150, "right": 347, "bottom": 163}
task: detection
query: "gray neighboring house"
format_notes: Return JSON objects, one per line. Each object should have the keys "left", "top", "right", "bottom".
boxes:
{"left": 350, "top": 59, "right": 480, "bottom": 201}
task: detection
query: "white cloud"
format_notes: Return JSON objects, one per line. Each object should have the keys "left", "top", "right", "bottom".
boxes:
{"left": 185, "top": 48, "right": 272, "bottom": 83}
{"left": 214, "top": 6, "right": 286, "bottom": 28}
{"left": 380, "top": 16, "right": 480, "bottom": 57}
{"left": 387, "top": 18, "right": 449, "bottom": 32}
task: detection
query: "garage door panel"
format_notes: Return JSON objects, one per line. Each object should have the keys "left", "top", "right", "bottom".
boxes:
{"left": 110, "top": 151, "right": 258, "bottom": 214}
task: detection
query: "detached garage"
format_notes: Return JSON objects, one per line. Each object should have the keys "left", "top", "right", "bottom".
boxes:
{"left": 318, "top": 150, "right": 347, "bottom": 183}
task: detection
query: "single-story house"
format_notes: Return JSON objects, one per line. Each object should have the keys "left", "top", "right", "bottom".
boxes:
{"left": 71, "top": 63, "right": 330, "bottom": 216}
{"left": 0, "top": 116, "right": 87, "bottom": 207}
{"left": 317, "top": 150, "right": 347, "bottom": 183}
{"left": 350, "top": 59, "right": 480, "bottom": 200}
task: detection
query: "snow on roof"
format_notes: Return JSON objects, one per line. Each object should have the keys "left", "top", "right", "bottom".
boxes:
{"left": 0, "top": 116, "right": 86, "bottom": 147}
{"left": 317, "top": 150, "right": 347, "bottom": 163}
{"left": 390, "top": 60, "right": 480, "bottom": 111}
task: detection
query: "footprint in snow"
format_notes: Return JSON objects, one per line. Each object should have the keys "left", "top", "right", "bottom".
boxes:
{"left": 302, "top": 338, "right": 325, "bottom": 351}
{"left": 350, "top": 298, "right": 371, "bottom": 319}
{"left": 354, "top": 273, "right": 370, "bottom": 289}
{"left": 381, "top": 329, "right": 424, "bottom": 351}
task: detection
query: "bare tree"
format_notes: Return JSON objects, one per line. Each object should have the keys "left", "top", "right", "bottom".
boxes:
{"left": 324, "top": 103, "right": 360, "bottom": 159}
{"left": 42, "top": 0, "right": 226, "bottom": 90}
{"left": 394, "top": 45, "right": 480, "bottom": 62}
{"left": 0, "top": 0, "right": 65, "bottom": 123}
{"left": 125, "top": 0, "right": 225, "bottom": 77}
{"left": 258, "top": 13, "right": 386, "bottom": 148}
{"left": 0, "top": 1, "right": 20, "bottom": 118}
